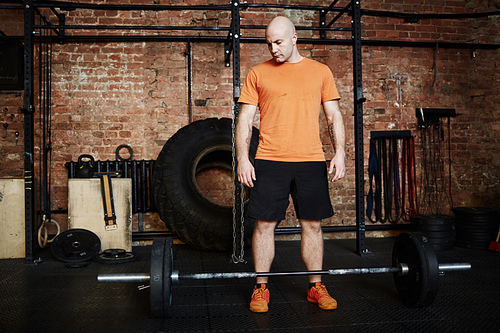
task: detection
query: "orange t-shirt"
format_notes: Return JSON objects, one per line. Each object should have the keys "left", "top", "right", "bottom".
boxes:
{"left": 238, "top": 57, "right": 340, "bottom": 162}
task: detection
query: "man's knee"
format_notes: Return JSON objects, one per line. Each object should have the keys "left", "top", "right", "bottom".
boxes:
{"left": 300, "top": 219, "right": 322, "bottom": 234}
{"left": 255, "top": 220, "right": 279, "bottom": 232}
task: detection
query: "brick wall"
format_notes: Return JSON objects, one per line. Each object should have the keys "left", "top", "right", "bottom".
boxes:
{"left": 1, "top": 0, "right": 499, "bottom": 238}
{"left": 0, "top": 7, "right": 24, "bottom": 178}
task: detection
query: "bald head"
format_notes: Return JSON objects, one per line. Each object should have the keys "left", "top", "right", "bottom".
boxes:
{"left": 265, "top": 16, "right": 296, "bottom": 38}
{"left": 265, "top": 16, "right": 302, "bottom": 63}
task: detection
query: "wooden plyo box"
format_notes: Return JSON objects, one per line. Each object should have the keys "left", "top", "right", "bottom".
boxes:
{"left": 68, "top": 178, "right": 132, "bottom": 252}
{"left": 0, "top": 179, "right": 25, "bottom": 259}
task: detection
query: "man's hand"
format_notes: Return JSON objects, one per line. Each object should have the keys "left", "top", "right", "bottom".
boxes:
{"left": 328, "top": 153, "right": 345, "bottom": 182}
{"left": 237, "top": 159, "right": 256, "bottom": 188}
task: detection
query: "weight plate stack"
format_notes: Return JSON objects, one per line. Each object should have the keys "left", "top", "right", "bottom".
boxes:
{"left": 452, "top": 207, "right": 500, "bottom": 250}
{"left": 410, "top": 214, "right": 455, "bottom": 251}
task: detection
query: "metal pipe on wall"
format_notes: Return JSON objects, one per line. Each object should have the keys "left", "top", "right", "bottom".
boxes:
{"left": 185, "top": 41, "right": 193, "bottom": 124}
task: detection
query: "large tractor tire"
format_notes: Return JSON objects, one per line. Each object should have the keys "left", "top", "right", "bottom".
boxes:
{"left": 153, "top": 117, "right": 259, "bottom": 251}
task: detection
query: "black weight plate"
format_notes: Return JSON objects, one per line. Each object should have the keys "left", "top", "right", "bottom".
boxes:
{"left": 455, "top": 218, "right": 498, "bottom": 226}
{"left": 452, "top": 207, "right": 499, "bottom": 216}
{"left": 426, "top": 236, "right": 455, "bottom": 251}
{"left": 410, "top": 214, "right": 455, "bottom": 223}
{"left": 103, "top": 249, "right": 127, "bottom": 257}
{"left": 430, "top": 243, "right": 454, "bottom": 251}
{"left": 455, "top": 216, "right": 499, "bottom": 222}
{"left": 456, "top": 231, "right": 496, "bottom": 240}
{"left": 392, "top": 232, "right": 439, "bottom": 307}
{"left": 51, "top": 229, "right": 101, "bottom": 263}
{"left": 457, "top": 232, "right": 495, "bottom": 240}
{"left": 94, "top": 251, "right": 140, "bottom": 265}
{"left": 420, "top": 230, "right": 455, "bottom": 239}
{"left": 411, "top": 215, "right": 455, "bottom": 237}
{"left": 65, "top": 262, "right": 91, "bottom": 268}
{"left": 150, "top": 238, "right": 165, "bottom": 318}
{"left": 455, "top": 240, "right": 489, "bottom": 250}
{"left": 456, "top": 225, "right": 498, "bottom": 232}
{"left": 456, "top": 234, "right": 494, "bottom": 242}
{"left": 163, "top": 237, "right": 174, "bottom": 318}
{"left": 426, "top": 236, "right": 455, "bottom": 244}
{"left": 417, "top": 224, "right": 455, "bottom": 232}
{"left": 411, "top": 214, "right": 454, "bottom": 228}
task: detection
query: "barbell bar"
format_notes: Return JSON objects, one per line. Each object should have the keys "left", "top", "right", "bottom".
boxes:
{"left": 98, "top": 262, "right": 471, "bottom": 284}
{"left": 97, "top": 263, "right": 471, "bottom": 285}
{"left": 97, "top": 232, "right": 471, "bottom": 318}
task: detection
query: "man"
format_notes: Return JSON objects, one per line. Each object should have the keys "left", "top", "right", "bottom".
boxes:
{"left": 236, "top": 16, "right": 346, "bottom": 313}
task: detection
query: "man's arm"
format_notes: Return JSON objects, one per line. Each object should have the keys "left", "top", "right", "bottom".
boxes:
{"left": 323, "top": 99, "right": 346, "bottom": 182}
{"left": 235, "top": 103, "right": 258, "bottom": 187}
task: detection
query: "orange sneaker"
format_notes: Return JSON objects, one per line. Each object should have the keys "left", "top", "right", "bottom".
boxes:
{"left": 307, "top": 282, "right": 337, "bottom": 310}
{"left": 249, "top": 284, "right": 269, "bottom": 313}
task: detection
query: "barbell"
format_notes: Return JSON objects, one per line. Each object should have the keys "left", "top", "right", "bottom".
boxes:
{"left": 97, "top": 232, "right": 471, "bottom": 318}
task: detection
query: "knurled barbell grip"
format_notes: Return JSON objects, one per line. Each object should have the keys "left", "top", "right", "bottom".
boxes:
{"left": 179, "top": 266, "right": 404, "bottom": 280}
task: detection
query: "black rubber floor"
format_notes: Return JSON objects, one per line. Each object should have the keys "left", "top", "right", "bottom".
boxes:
{"left": 1, "top": 236, "right": 499, "bottom": 333}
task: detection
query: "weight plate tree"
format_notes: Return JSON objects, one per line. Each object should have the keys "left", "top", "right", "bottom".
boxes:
{"left": 97, "top": 232, "right": 471, "bottom": 318}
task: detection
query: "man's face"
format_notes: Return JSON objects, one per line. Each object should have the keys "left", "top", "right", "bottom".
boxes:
{"left": 265, "top": 26, "right": 297, "bottom": 63}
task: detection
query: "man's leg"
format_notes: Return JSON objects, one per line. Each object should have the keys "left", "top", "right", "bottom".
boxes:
{"left": 249, "top": 219, "right": 278, "bottom": 313}
{"left": 301, "top": 219, "right": 337, "bottom": 310}
{"left": 299, "top": 219, "right": 324, "bottom": 283}
{"left": 253, "top": 219, "right": 279, "bottom": 283}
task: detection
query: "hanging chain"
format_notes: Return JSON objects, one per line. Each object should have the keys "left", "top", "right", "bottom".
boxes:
{"left": 238, "top": 182, "right": 246, "bottom": 263}
{"left": 231, "top": 103, "right": 246, "bottom": 264}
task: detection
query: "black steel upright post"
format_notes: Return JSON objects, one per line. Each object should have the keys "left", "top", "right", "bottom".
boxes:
{"left": 231, "top": 0, "right": 245, "bottom": 261}
{"left": 23, "top": 0, "right": 36, "bottom": 262}
{"left": 231, "top": 1, "right": 241, "bottom": 100}
{"left": 352, "top": 1, "right": 370, "bottom": 256}
{"left": 319, "top": 9, "right": 326, "bottom": 39}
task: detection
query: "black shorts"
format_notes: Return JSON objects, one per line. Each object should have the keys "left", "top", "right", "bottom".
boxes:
{"left": 247, "top": 160, "right": 334, "bottom": 221}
